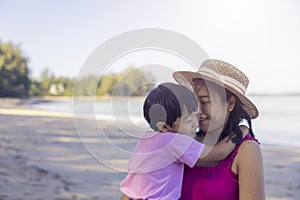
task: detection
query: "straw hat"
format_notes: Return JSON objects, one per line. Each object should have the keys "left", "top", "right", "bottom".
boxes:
{"left": 173, "top": 59, "right": 259, "bottom": 119}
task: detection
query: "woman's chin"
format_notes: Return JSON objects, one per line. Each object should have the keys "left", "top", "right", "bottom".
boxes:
{"left": 199, "top": 125, "right": 208, "bottom": 134}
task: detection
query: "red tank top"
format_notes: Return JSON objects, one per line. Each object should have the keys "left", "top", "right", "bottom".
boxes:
{"left": 180, "top": 135, "right": 259, "bottom": 200}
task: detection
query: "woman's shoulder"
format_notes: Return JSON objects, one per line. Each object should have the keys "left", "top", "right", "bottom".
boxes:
{"left": 233, "top": 135, "right": 260, "bottom": 155}
{"left": 235, "top": 136, "right": 262, "bottom": 165}
{"left": 229, "top": 136, "right": 263, "bottom": 175}
{"left": 238, "top": 139, "right": 261, "bottom": 154}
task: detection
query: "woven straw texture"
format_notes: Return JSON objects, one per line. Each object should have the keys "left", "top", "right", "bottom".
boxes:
{"left": 173, "top": 59, "right": 259, "bottom": 119}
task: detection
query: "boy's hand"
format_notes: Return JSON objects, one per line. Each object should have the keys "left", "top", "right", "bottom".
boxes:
{"left": 199, "top": 135, "right": 235, "bottom": 162}
{"left": 240, "top": 125, "right": 249, "bottom": 137}
{"left": 198, "top": 126, "right": 250, "bottom": 162}
{"left": 121, "top": 194, "right": 130, "bottom": 200}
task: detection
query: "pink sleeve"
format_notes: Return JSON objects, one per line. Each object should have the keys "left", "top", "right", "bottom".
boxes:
{"left": 171, "top": 134, "right": 205, "bottom": 167}
{"left": 127, "top": 132, "right": 205, "bottom": 173}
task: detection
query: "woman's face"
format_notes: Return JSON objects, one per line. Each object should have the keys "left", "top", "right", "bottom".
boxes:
{"left": 193, "top": 81, "right": 230, "bottom": 134}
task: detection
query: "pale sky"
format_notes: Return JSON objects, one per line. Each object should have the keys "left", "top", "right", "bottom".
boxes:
{"left": 1, "top": 0, "right": 300, "bottom": 94}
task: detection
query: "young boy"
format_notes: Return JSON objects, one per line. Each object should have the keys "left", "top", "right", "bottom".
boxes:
{"left": 120, "top": 83, "right": 236, "bottom": 200}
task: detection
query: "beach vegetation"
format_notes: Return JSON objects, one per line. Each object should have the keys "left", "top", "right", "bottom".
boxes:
{"left": 0, "top": 40, "right": 155, "bottom": 98}
{"left": 0, "top": 41, "right": 30, "bottom": 97}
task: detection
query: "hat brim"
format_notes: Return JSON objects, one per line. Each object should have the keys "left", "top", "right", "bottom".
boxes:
{"left": 173, "top": 71, "right": 259, "bottom": 119}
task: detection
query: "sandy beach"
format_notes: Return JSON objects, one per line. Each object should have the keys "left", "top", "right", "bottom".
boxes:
{"left": 0, "top": 99, "right": 299, "bottom": 200}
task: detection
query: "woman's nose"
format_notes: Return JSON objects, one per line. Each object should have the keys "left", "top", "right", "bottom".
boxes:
{"left": 198, "top": 104, "right": 203, "bottom": 114}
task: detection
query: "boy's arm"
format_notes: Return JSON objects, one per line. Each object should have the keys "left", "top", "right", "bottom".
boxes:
{"left": 199, "top": 127, "right": 249, "bottom": 162}
{"left": 198, "top": 134, "right": 235, "bottom": 162}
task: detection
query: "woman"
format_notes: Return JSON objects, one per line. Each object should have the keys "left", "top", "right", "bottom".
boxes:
{"left": 173, "top": 59, "right": 265, "bottom": 200}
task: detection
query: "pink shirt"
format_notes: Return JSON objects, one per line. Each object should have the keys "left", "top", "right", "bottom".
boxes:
{"left": 120, "top": 131, "right": 205, "bottom": 200}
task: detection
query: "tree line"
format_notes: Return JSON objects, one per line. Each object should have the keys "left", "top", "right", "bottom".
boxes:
{"left": 0, "top": 41, "right": 155, "bottom": 97}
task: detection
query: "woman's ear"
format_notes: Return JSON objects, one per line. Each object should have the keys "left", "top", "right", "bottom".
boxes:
{"left": 227, "top": 96, "right": 236, "bottom": 112}
{"left": 156, "top": 121, "right": 167, "bottom": 132}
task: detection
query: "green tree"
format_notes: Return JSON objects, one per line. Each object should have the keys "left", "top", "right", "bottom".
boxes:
{"left": 74, "top": 75, "right": 99, "bottom": 96}
{"left": 0, "top": 41, "right": 30, "bottom": 97}
{"left": 110, "top": 67, "right": 155, "bottom": 96}
{"left": 96, "top": 73, "right": 118, "bottom": 96}
{"left": 60, "top": 77, "right": 75, "bottom": 96}
{"left": 28, "top": 80, "right": 41, "bottom": 96}
{"left": 37, "top": 68, "right": 52, "bottom": 95}
{"left": 36, "top": 68, "right": 75, "bottom": 96}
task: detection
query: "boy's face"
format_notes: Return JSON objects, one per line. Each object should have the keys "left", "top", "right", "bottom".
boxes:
{"left": 166, "top": 106, "right": 199, "bottom": 138}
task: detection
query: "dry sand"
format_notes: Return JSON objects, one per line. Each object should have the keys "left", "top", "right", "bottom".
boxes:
{"left": 0, "top": 99, "right": 299, "bottom": 200}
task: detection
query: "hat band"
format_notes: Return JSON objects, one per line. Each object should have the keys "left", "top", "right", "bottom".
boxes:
{"left": 198, "top": 68, "right": 247, "bottom": 94}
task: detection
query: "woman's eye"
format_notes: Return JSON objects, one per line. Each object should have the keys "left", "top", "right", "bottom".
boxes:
{"left": 198, "top": 97, "right": 210, "bottom": 104}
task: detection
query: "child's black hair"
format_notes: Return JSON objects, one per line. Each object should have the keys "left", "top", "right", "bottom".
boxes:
{"left": 143, "top": 82, "right": 198, "bottom": 131}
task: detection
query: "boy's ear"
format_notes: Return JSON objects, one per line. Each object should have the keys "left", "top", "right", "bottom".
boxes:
{"left": 156, "top": 121, "right": 167, "bottom": 132}
{"left": 227, "top": 96, "right": 236, "bottom": 112}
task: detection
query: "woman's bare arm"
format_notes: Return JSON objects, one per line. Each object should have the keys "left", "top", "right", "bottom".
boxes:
{"left": 236, "top": 140, "right": 265, "bottom": 200}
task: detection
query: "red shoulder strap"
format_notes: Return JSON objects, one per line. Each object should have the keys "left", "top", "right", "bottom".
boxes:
{"left": 223, "top": 135, "right": 260, "bottom": 169}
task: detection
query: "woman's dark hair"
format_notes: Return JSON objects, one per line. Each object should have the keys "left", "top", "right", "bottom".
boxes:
{"left": 220, "top": 89, "right": 255, "bottom": 143}
{"left": 143, "top": 82, "right": 198, "bottom": 131}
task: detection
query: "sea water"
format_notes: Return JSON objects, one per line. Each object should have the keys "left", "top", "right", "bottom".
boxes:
{"left": 252, "top": 96, "right": 300, "bottom": 148}
{"left": 31, "top": 96, "right": 300, "bottom": 149}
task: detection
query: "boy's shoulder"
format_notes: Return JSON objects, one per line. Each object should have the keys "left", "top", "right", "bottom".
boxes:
{"left": 137, "top": 131, "right": 196, "bottom": 150}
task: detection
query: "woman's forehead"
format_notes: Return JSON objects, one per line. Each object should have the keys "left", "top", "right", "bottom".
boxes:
{"left": 193, "top": 83, "right": 209, "bottom": 95}
{"left": 193, "top": 80, "right": 226, "bottom": 97}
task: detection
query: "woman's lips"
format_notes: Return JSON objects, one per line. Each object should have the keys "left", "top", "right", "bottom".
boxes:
{"left": 199, "top": 118, "right": 208, "bottom": 125}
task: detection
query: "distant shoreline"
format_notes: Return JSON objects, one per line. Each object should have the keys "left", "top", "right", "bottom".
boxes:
{"left": 0, "top": 93, "right": 299, "bottom": 110}
{"left": 1, "top": 92, "right": 300, "bottom": 104}
{"left": 0, "top": 96, "right": 147, "bottom": 108}
{"left": 249, "top": 92, "right": 300, "bottom": 97}
{"left": 0, "top": 94, "right": 299, "bottom": 109}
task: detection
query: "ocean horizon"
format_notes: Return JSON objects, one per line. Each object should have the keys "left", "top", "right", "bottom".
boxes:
{"left": 30, "top": 95, "right": 300, "bottom": 149}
